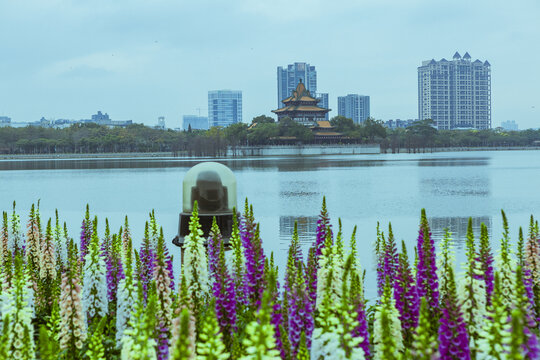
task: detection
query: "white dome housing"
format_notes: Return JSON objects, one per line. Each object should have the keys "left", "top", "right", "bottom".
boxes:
{"left": 182, "top": 161, "right": 237, "bottom": 214}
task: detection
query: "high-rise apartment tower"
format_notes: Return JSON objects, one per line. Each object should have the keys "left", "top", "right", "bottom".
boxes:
{"left": 337, "top": 94, "right": 370, "bottom": 124}
{"left": 418, "top": 52, "right": 491, "bottom": 130}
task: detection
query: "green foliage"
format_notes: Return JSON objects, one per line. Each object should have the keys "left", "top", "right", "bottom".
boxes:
{"left": 278, "top": 117, "right": 314, "bottom": 142}
{"left": 438, "top": 229, "right": 454, "bottom": 302}
{"left": 251, "top": 115, "right": 275, "bottom": 124}
{"left": 373, "top": 278, "right": 403, "bottom": 359}
{"left": 196, "top": 302, "right": 229, "bottom": 360}
{"left": 508, "top": 307, "right": 526, "bottom": 359}
{"left": 2, "top": 117, "right": 540, "bottom": 155}
{"left": 297, "top": 332, "right": 310, "bottom": 360}
{"left": 170, "top": 308, "right": 195, "bottom": 360}
{"left": 477, "top": 272, "right": 511, "bottom": 357}
{"left": 85, "top": 318, "right": 106, "bottom": 360}
{"left": 239, "top": 287, "right": 281, "bottom": 359}
{"left": 224, "top": 122, "right": 249, "bottom": 146}
{"left": 411, "top": 298, "right": 438, "bottom": 359}
{"left": 230, "top": 210, "right": 244, "bottom": 288}
{"left": 39, "top": 325, "right": 61, "bottom": 360}
{"left": 329, "top": 116, "right": 387, "bottom": 141}
{"left": 120, "top": 283, "right": 157, "bottom": 359}
{"left": 247, "top": 122, "right": 279, "bottom": 145}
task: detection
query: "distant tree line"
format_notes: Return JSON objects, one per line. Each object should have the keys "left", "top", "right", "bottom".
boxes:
{"left": 0, "top": 116, "right": 539, "bottom": 156}
{"left": 383, "top": 119, "right": 540, "bottom": 153}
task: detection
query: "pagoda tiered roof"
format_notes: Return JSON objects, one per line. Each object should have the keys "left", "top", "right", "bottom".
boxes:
{"left": 272, "top": 80, "right": 330, "bottom": 116}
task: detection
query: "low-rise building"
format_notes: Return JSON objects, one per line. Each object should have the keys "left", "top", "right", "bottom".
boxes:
{"left": 155, "top": 116, "right": 166, "bottom": 130}
{"left": 385, "top": 119, "right": 417, "bottom": 129}
{"left": 501, "top": 120, "right": 518, "bottom": 131}
{"left": 183, "top": 115, "right": 209, "bottom": 130}
{"left": 0, "top": 116, "right": 11, "bottom": 127}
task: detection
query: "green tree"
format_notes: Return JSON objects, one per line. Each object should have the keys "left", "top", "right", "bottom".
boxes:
{"left": 406, "top": 119, "right": 437, "bottom": 151}
{"left": 247, "top": 122, "right": 279, "bottom": 145}
{"left": 362, "top": 118, "right": 387, "bottom": 141}
{"left": 330, "top": 115, "right": 356, "bottom": 133}
{"left": 224, "top": 123, "right": 248, "bottom": 146}
{"left": 251, "top": 115, "right": 275, "bottom": 124}
{"left": 278, "top": 117, "right": 313, "bottom": 142}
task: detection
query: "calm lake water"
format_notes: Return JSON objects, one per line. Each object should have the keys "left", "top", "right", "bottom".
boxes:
{"left": 1, "top": 150, "right": 540, "bottom": 298}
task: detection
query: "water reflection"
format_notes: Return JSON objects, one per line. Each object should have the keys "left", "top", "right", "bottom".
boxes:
{"left": 421, "top": 177, "right": 490, "bottom": 197}
{"left": 279, "top": 216, "right": 318, "bottom": 246}
{"left": 279, "top": 180, "right": 319, "bottom": 198}
{"left": 0, "top": 155, "right": 494, "bottom": 172}
{"left": 277, "top": 215, "right": 493, "bottom": 252}
{"left": 0, "top": 156, "right": 390, "bottom": 172}
{"left": 418, "top": 157, "right": 489, "bottom": 167}
{"left": 429, "top": 216, "right": 492, "bottom": 249}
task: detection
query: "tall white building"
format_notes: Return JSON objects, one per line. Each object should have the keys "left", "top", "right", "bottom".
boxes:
{"left": 418, "top": 52, "right": 491, "bottom": 130}
{"left": 208, "top": 90, "right": 242, "bottom": 127}
{"left": 337, "top": 94, "right": 370, "bottom": 124}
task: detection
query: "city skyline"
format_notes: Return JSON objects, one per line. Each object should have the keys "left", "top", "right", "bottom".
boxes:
{"left": 0, "top": 1, "right": 538, "bottom": 129}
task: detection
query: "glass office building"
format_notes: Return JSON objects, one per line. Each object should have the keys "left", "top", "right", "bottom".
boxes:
{"left": 277, "top": 62, "right": 317, "bottom": 108}
{"left": 208, "top": 90, "right": 242, "bottom": 127}
{"left": 182, "top": 115, "right": 209, "bottom": 130}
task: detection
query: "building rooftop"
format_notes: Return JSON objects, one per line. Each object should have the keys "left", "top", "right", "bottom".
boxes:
{"left": 280, "top": 79, "right": 319, "bottom": 104}
{"left": 273, "top": 80, "right": 330, "bottom": 115}
{"left": 273, "top": 105, "right": 330, "bottom": 114}
{"left": 315, "top": 120, "right": 332, "bottom": 128}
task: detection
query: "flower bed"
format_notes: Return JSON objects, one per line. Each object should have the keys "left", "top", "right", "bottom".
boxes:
{"left": 0, "top": 199, "right": 538, "bottom": 359}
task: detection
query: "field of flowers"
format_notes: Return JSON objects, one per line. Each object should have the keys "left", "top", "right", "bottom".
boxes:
{"left": 0, "top": 198, "right": 538, "bottom": 359}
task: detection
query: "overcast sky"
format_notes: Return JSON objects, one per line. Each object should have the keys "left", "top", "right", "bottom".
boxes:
{"left": 1, "top": 0, "right": 539, "bottom": 129}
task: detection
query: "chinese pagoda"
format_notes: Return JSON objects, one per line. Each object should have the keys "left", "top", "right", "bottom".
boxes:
{"left": 272, "top": 79, "right": 330, "bottom": 125}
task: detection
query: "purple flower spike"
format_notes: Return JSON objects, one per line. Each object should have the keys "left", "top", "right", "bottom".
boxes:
{"left": 314, "top": 197, "right": 332, "bottom": 259}
{"left": 394, "top": 241, "right": 419, "bottom": 345}
{"left": 383, "top": 224, "right": 399, "bottom": 288}
{"left": 271, "top": 301, "right": 286, "bottom": 359}
{"left": 80, "top": 217, "right": 92, "bottom": 263}
{"left": 284, "top": 222, "right": 314, "bottom": 355}
{"left": 241, "top": 207, "right": 266, "bottom": 308}
{"left": 106, "top": 254, "right": 125, "bottom": 304}
{"left": 523, "top": 326, "right": 540, "bottom": 359}
{"left": 438, "top": 299, "right": 470, "bottom": 359}
{"left": 157, "top": 322, "right": 169, "bottom": 360}
{"left": 305, "top": 247, "right": 318, "bottom": 311}
{"left": 415, "top": 210, "right": 439, "bottom": 322}
{"left": 306, "top": 198, "right": 332, "bottom": 309}
{"left": 208, "top": 220, "right": 237, "bottom": 348}
{"left": 352, "top": 300, "right": 371, "bottom": 358}
{"left": 165, "top": 250, "right": 175, "bottom": 291}
{"left": 438, "top": 264, "right": 469, "bottom": 360}
{"left": 139, "top": 226, "right": 156, "bottom": 301}
{"left": 477, "top": 223, "right": 494, "bottom": 304}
